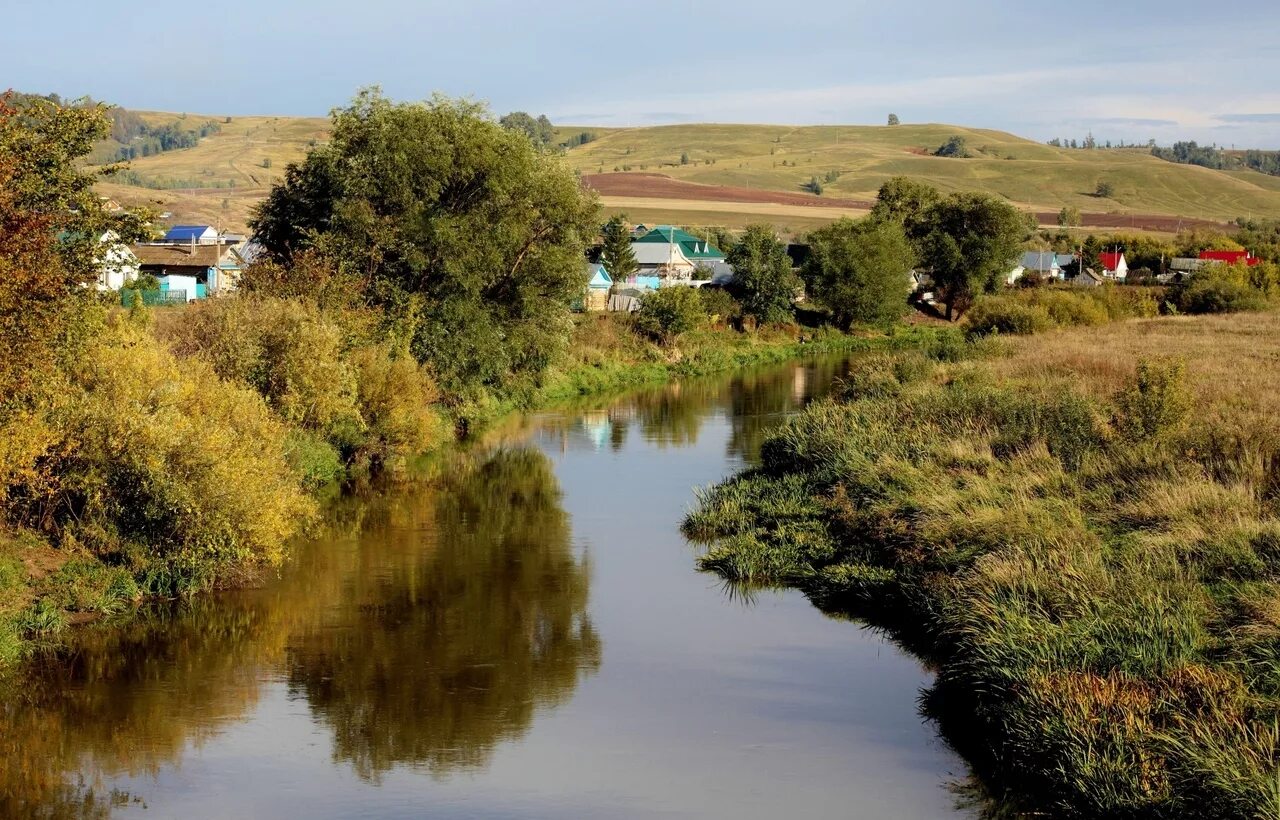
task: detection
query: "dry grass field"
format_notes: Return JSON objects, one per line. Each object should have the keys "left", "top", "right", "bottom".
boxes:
{"left": 91, "top": 113, "right": 1280, "bottom": 233}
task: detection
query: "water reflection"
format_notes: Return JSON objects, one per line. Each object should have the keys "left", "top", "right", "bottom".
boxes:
{"left": 1, "top": 445, "right": 598, "bottom": 813}
{"left": 285, "top": 448, "right": 600, "bottom": 781}
{"left": 1, "top": 354, "right": 958, "bottom": 820}
{"left": 538, "top": 356, "right": 856, "bottom": 463}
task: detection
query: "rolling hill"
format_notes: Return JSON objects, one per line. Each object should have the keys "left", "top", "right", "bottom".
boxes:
{"left": 89, "top": 115, "right": 1280, "bottom": 235}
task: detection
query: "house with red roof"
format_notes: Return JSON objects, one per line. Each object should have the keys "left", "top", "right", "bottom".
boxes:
{"left": 1098, "top": 251, "right": 1128, "bottom": 281}
{"left": 1199, "top": 250, "right": 1260, "bottom": 267}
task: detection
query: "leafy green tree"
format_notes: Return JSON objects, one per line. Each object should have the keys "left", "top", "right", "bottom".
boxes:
{"left": 600, "top": 215, "right": 638, "bottom": 285}
{"left": 802, "top": 177, "right": 823, "bottom": 195}
{"left": 804, "top": 218, "right": 914, "bottom": 329}
{"left": 916, "top": 193, "right": 1031, "bottom": 320}
{"left": 726, "top": 224, "right": 799, "bottom": 324}
{"left": 887, "top": 113, "right": 900, "bottom": 126}
{"left": 1057, "top": 205, "right": 1082, "bottom": 227}
{"left": 1095, "top": 180, "right": 1115, "bottom": 198}
{"left": 499, "top": 112, "right": 555, "bottom": 146}
{"left": 633, "top": 286, "right": 707, "bottom": 343}
{"left": 869, "top": 176, "right": 941, "bottom": 229}
{"left": 680, "top": 151, "right": 690, "bottom": 165}
{"left": 251, "top": 90, "right": 599, "bottom": 397}
{"left": 935, "top": 135, "right": 969, "bottom": 158}
{"left": 535, "top": 114, "right": 554, "bottom": 145}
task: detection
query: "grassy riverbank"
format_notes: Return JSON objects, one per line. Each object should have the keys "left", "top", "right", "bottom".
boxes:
{"left": 538, "top": 312, "right": 925, "bottom": 402}
{"left": 0, "top": 303, "right": 893, "bottom": 668}
{"left": 685, "top": 310, "right": 1280, "bottom": 818}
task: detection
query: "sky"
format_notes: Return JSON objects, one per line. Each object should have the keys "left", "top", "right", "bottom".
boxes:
{"left": 5, "top": 0, "right": 1279, "bottom": 147}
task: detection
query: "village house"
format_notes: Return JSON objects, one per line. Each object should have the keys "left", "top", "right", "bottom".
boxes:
{"left": 1069, "top": 267, "right": 1106, "bottom": 287}
{"left": 91, "top": 231, "right": 141, "bottom": 291}
{"left": 162, "top": 225, "right": 221, "bottom": 244}
{"left": 1008, "top": 251, "right": 1075, "bottom": 285}
{"left": 1200, "top": 249, "right": 1260, "bottom": 267}
{"left": 1099, "top": 251, "right": 1129, "bottom": 281}
{"left": 131, "top": 241, "right": 247, "bottom": 300}
{"left": 632, "top": 240, "right": 697, "bottom": 280}
{"left": 584, "top": 262, "right": 613, "bottom": 311}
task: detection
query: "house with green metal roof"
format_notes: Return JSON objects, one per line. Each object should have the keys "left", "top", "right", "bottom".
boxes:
{"left": 633, "top": 226, "right": 726, "bottom": 263}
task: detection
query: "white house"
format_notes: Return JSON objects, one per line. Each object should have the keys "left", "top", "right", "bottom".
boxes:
{"left": 1099, "top": 252, "right": 1128, "bottom": 281}
{"left": 632, "top": 241, "right": 696, "bottom": 278}
{"left": 94, "top": 231, "right": 140, "bottom": 291}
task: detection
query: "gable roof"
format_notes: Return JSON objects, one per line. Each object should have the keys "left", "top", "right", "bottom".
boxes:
{"left": 586, "top": 262, "right": 612, "bottom": 287}
{"left": 163, "top": 225, "right": 217, "bottom": 242}
{"left": 1199, "top": 250, "right": 1259, "bottom": 266}
{"left": 1172, "top": 257, "right": 1208, "bottom": 271}
{"left": 1019, "top": 251, "right": 1061, "bottom": 271}
{"left": 634, "top": 226, "right": 725, "bottom": 260}
{"left": 633, "top": 241, "right": 694, "bottom": 267}
{"left": 1099, "top": 252, "right": 1126, "bottom": 271}
{"left": 132, "top": 243, "right": 233, "bottom": 268}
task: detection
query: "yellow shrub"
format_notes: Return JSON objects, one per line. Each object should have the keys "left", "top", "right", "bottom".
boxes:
{"left": 44, "top": 321, "right": 313, "bottom": 577}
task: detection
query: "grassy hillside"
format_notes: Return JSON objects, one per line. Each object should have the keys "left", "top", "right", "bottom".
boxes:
{"left": 92, "top": 112, "right": 328, "bottom": 231}
{"left": 90, "top": 115, "right": 1280, "bottom": 232}
{"left": 563, "top": 123, "right": 1280, "bottom": 222}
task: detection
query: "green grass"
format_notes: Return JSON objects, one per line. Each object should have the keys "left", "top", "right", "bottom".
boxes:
{"left": 684, "top": 311, "right": 1280, "bottom": 818}
{"left": 538, "top": 313, "right": 941, "bottom": 404}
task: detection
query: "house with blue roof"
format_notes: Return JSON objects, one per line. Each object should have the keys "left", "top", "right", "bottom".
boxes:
{"left": 163, "top": 225, "right": 219, "bottom": 244}
{"left": 584, "top": 262, "right": 613, "bottom": 310}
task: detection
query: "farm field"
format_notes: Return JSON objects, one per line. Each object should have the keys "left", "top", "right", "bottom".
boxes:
{"left": 91, "top": 115, "right": 1280, "bottom": 233}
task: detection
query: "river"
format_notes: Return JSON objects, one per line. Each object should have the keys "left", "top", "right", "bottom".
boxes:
{"left": 3, "top": 357, "right": 968, "bottom": 819}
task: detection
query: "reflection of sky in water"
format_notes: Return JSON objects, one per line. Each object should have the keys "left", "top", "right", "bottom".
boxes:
{"left": 12, "top": 357, "right": 967, "bottom": 819}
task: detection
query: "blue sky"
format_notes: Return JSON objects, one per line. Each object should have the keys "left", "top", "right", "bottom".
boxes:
{"left": 5, "top": 0, "right": 1279, "bottom": 147}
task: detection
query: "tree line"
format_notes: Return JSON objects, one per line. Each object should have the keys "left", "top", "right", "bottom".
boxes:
{"left": 1151, "top": 140, "right": 1280, "bottom": 177}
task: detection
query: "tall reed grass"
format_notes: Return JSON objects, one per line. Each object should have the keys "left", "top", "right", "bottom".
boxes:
{"left": 685, "top": 312, "right": 1280, "bottom": 818}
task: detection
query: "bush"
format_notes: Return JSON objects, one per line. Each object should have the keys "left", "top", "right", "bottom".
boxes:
{"left": 347, "top": 344, "right": 446, "bottom": 472}
{"left": 1113, "top": 358, "right": 1190, "bottom": 442}
{"left": 1171, "top": 271, "right": 1267, "bottom": 315}
{"left": 17, "top": 321, "right": 315, "bottom": 587}
{"left": 965, "top": 297, "right": 1051, "bottom": 337}
{"left": 163, "top": 297, "right": 364, "bottom": 445}
{"left": 698, "top": 287, "right": 741, "bottom": 323}
{"left": 633, "top": 287, "right": 707, "bottom": 343}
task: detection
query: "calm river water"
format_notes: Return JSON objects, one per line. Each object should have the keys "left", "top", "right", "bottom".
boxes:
{"left": 5, "top": 358, "right": 968, "bottom": 819}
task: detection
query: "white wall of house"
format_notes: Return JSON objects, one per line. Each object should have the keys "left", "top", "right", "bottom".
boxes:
{"left": 159, "top": 274, "right": 199, "bottom": 301}
{"left": 94, "top": 232, "right": 141, "bottom": 291}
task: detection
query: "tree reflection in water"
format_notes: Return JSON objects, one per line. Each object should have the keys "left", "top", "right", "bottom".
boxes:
{"left": 0, "top": 445, "right": 598, "bottom": 813}
{"left": 286, "top": 447, "right": 600, "bottom": 781}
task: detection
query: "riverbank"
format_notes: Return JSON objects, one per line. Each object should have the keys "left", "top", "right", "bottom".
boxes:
{"left": 684, "top": 311, "right": 1280, "bottom": 818}
{"left": 538, "top": 312, "right": 936, "bottom": 403}
{"left": 0, "top": 310, "right": 918, "bottom": 668}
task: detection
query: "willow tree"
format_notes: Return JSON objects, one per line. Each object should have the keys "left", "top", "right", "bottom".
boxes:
{"left": 252, "top": 90, "right": 599, "bottom": 399}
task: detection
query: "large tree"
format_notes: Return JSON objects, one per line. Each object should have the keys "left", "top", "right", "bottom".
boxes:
{"left": 869, "top": 176, "right": 940, "bottom": 230}
{"left": 599, "top": 215, "right": 637, "bottom": 285}
{"left": 726, "top": 224, "right": 799, "bottom": 324}
{"left": 251, "top": 90, "right": 599, "bottom": 397}
{"left": 0, "top": 93, "right": 150, "bottom": 407}
{"left": 499, "top": 111, "right": 555, "bottom": 146}
{"left": 916, "top": 192, "right": 1032, "bottom": 319}
{"left": 803, "top": 218, "right": 914, "bottom": 329}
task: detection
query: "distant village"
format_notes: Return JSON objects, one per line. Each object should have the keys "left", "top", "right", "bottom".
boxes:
{"left": 89, "top": 208, "right": 1261, "bottom": 311}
